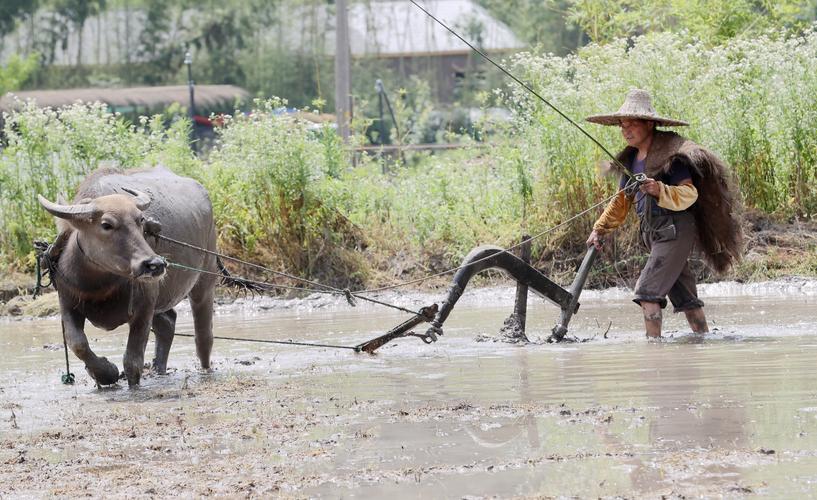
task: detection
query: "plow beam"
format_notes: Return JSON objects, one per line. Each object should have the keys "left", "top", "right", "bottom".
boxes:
{"left": 424, "top": 245, "right": 574, "bottom": 339}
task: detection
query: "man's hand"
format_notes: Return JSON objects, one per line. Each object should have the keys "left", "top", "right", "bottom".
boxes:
{"left": 639, "top": 177, "right": 661, "bottom": 197}
{"left": 586, "top": 230, "right": 604, "bottom": 250}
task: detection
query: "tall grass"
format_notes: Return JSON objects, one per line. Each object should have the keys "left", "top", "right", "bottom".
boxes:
{"left": 203, "top": 99, "right": 368, "bottom": 286}
{"left": 504, "top": 29, "right": 817, "bottom": 226}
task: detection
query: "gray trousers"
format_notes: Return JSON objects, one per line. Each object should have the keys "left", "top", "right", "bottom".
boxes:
{"left": 633, "top": 211, "right": 705, "bottom": 312}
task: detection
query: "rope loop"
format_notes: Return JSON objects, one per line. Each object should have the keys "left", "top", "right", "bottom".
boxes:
{"left": 343, "top": 288, "right": 357, "bottom": 307}
{"left": 33, "top": 240, "right": 56, "bottom": 298}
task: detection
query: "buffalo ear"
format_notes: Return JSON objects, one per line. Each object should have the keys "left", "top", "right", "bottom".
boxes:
{"left": 54, "top": 217, "right": 72, "bottom": 234}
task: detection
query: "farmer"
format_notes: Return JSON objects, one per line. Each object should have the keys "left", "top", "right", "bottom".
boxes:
{"left": 585, "top": 89, "right": 741, "bottom": 338}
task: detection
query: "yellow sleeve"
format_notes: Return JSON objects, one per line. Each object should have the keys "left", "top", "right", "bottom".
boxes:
{"left": 593, "top": 191, "right": 633, "bottom": 235}
{"left": 657, "top": 182, "right": 698, "bottom": 211}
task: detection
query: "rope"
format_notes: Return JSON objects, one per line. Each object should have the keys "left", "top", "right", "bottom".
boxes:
{"left": 157, "top": 234, "right": 342, "bottom": 293}
{"left": 60, "top": 322, "right": 75, "bottom": 385}
{"left": 33, "top": 240, "right": 56, "bottom": 298}
{"left": 173, "top": 332, "right": 359, "bottom": 351}
{"left": 165, "top": 261, "right": 425, "bottom": 318}
{"left": 34, "top": 253, "right": 43, "bottom": 298}
{"left": 167, "top": 261, "right": 332, "bottom": 295}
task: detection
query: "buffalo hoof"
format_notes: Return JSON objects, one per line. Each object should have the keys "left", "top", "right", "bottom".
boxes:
{"left": 151, "top": 359, "right": 168, "bottom": 376}
{"left": 88, "top": 357, "right": 120, "bottom": 386}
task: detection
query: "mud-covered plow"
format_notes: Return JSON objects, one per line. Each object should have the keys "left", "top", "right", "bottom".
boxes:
{"left": 356, "top": 245, "right": 598, "bottom": 352}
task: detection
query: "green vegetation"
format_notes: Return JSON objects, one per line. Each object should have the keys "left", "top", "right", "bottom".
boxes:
{"left": 0, "top": 102, "right": 194, "bottom": 265}
{"left": 564, "top": 0, "right": 812, "bottom": 44}
{"left": 0, "top": 53, "right": 38, "bottom": 94}
{"left": 2, "top": 2, "right": 817, "bottom": 288}
{"left": 4, "top": 25, "right": 817, "bottom": 288}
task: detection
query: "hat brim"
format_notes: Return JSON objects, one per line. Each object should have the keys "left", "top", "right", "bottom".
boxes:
{"left": 585, "top": 113, "right": 688, "bottom": 127}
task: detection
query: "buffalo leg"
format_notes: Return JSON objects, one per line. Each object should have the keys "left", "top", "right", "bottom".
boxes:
{"left": 151, "top": 309, "right": 177, "bottom": 374}
{"left": 189, "top": 274, "right": 216, "bottom": 370}
{"left": 59, "top": 296, "right": 120, "bottom": 385}
{"left": 124, "top": 305, "right": 154, "bottom": 386}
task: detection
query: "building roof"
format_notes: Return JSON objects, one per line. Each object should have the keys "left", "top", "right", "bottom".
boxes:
{"left": 343, "top": 0, "right": 525, "bottom": 57}
{"left": 0, "top": 85, "right": 250, "bottom": 113}
{"left": 1, "top": 1, "right": 525, "bottom": 67}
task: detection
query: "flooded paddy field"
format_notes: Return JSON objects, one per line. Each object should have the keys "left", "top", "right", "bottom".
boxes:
{"left": 2, "top": 279, "right": 817, "bottom": 498}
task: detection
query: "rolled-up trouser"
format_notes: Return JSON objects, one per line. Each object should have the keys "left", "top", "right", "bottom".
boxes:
{"left": 633, "top": 211, "right": 705, "bottom": 312}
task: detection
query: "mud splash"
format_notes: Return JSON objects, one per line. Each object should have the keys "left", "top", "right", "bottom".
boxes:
{"left": 2, "top": 281, "right": 817, "bottom": 497}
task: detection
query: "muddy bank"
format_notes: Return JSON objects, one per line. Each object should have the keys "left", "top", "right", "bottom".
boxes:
{"left": 0, "top": 384, "right": 789, "bottom": 498}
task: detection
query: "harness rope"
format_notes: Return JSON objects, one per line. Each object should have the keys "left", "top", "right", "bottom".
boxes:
{"left": 164, "top": 259, "right": 425, "bottom": 318}
{"left": 157, "top": 234, "right": 342, "bottom": 294}
{"left": 173, "top": 332, "right": 359, "bottom": 351}
{"left": 34, "top": 242, "right": 75, "bottom": 384}
{"left": 148, "top": 184, "right": 632, "bottom": 355}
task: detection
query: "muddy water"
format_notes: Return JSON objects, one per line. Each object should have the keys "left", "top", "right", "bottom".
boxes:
{"left": 2, "top": 281, "right": 817, "bottom": 497}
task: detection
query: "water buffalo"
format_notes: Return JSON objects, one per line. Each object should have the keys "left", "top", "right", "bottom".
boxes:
{"left": 38, "top": 166, "right": 218, "bottom": 386}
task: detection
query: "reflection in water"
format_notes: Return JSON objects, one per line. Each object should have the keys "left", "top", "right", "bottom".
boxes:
{"left": 463, "top": 350, "right": 540, "bottom": 450}
{"left": 585, "top": 342, "right": 749, "bottom": 494}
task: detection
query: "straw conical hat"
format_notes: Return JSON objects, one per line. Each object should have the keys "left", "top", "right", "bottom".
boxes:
{"left": 586, "top": 89, "right": 688, "bottom": 127}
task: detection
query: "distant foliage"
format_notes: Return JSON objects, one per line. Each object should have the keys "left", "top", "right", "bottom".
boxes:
{"left": 0, "top": 53, "right": 38, "bottom": 94}
{"left": 565, "top": 0, "right": 812, "bottom": 45}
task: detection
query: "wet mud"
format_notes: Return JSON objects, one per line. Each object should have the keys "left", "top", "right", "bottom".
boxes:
{"left": 3, "top": 279, "right": 817, "bottom": 498}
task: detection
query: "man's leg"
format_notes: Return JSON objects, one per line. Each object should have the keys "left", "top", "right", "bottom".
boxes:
{"left": 641, "top": 301, "right": 662, "bottom": 338}
{"left": 684, "top": 307, "right": 709, "bottom": 333}
{"left": 668, "top": 255, "right": 707, "bottom": 334}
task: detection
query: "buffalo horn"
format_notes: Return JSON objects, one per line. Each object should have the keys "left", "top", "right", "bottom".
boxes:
{"left": 37, "top": 194, "right": 101, "bottom": 220}
{"left": 121, "top": 187, "right": 151, "bottom": 210}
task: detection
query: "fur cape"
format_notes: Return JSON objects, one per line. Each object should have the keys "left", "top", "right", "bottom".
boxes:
{"left": 616, "top": 130, "right": 743, "bottom": 274}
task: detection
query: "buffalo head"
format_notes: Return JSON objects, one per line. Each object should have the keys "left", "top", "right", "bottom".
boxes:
{"left": 38, "top": 188, "right": 167, "bottom": 280}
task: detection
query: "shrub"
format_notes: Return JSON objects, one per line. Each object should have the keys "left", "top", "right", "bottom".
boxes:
{"left": 204, "top": 99, "right": 366, "bottom": 287}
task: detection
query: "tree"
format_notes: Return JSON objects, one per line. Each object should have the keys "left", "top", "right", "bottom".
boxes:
{"left": 52, "top": 0, "right": 107, "bottom": 66}
{"left": 0, "top": 0, "right": 39, "bottom": 37}
{"left": 477, "top": 0, "right": 583, "bottom": 54}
